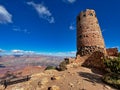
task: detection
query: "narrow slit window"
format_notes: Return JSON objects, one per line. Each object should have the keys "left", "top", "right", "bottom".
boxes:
{"left": 83, "top": 14, "right": 86, "bottom": 17}
{"left": 89, "top": 13, "right": 93, "bottom": 16}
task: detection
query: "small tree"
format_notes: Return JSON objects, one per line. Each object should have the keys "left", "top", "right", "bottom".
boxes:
{"left": 45, "top": 66, "right": 56, "bottom": 70}
{"left": 103, "top": 57, "right": 120, "bottom": 89}
{"left": 118, "top": 52, "right": 120, "bottom": 57}
{"left": 104, "top": 57, "right": 120, "bottom": 74}
{"left": 59, "top": 61, "right": 68, "bottom": 71}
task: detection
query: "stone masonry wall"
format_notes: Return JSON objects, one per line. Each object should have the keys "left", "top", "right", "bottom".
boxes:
{"left": 106, "top": 48, "right": 118, "bottom": 56}
{"left": 77, "top": 9, "right": 106, "bottom": 56}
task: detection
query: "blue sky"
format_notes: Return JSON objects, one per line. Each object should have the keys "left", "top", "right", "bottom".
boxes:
{"left": 0, "top": 0, "right": 120, "bottom": 56}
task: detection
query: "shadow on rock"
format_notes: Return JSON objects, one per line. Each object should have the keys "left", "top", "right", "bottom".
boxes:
{"left": 78, "top": 72, "right": 103, "bottom": 84}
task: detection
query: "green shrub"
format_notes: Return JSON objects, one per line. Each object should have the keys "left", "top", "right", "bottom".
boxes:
{"left": 103, "top": 57, "right": 120, "bottom": 89}
{"left": 104, "top": 57, "right": 120, "bottom": 74}
{"left": 103, "top": 73, "right": 120, "bottom": 89}
{"left": 118, "top": 52, "right": 120, "bottom": 57}
{"left": 45, "top": 66, "right": 56, "bottom": 70}
{"left": 59, "top": 61, "right": 68, "bottom": 71}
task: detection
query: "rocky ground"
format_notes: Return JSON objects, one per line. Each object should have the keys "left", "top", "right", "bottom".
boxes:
{"left": 0, "top": 66, "right": 117, "bottom": 90}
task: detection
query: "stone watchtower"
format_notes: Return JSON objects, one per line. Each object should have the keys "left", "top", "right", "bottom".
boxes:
{"left": 76, "top": 9, "right": 106, "bottom": 57}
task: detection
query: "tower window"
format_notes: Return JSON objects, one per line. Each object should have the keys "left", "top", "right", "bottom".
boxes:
{"left": 84, "top": 35, "right": 88, "bottom": 37}
{"left": 89, "top": 13, "right": 93, "bottom": 16}
{"left": 78, "top": 17, "right": 80, "bottom": 21}
{"left": 79, "top": 35, "right": 82, "bottom": 38}
{"left": 79, "top": 26, "right": 81, "bottom": 28}
{"left": 83, "top": 14, "right": 86, "bottom": 17}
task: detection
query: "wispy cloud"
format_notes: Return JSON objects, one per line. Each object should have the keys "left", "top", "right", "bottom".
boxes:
{"left": 69, "top": 24, "right": 76, "bottom": 30}
{"left": 11, "top": 49, "right": 24, "bottom": 53}
{"left": 56, "top": 51, "right": 76, "bottom": 56}
{"left": 38, "top": 51, "right": 76, "bottom": 57}
{"left": 0, "top": 5, "right": 12, "bottom": 24}
{"left": 101, "top": 28, "right": 106, "bottom": 33}
{"left": 63, "top": 0, "right": 77, "bottom": 3}
{"left": 13, "top": 26, "right": 30, "bottom": 34}
{"left": 11, "top": 49, "right": 35, "bottom": 55}
{"left": 69, "top": 22, "right": 76, "bottom": 30}
{"left": 11, "top": 50, "right": 76, "bottom": 56}
{"left": 0, "top": 49, "right": 76, "bottom": 57}
{"left": 27, "top": 2, "right": 55, "bottom": 23}
{"left": 106, "top": 46, "right": 119, "bottom": 49}
{"left": 0, "top": 49, "right": 5, "bottom": 52}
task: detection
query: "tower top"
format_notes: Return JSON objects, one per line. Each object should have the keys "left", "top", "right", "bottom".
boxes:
{"left": 81, "top": 9, "right": 95, "bottom": 13}
{"left": 78, "top": 9, "right": 96, "bottom": 18}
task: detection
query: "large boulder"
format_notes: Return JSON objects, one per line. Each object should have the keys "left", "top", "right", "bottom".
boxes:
{"left": 82, "top": 51, "right": 106, "bottom": 69}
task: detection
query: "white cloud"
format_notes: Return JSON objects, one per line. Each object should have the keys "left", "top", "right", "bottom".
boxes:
{"left": 101, "top": 28, "right": 106, "bottom": 33}
{"left": 13, "top": 26, "right": 30, "bottom": 34}
{"left": 1, "top": 49, "right": 76, "bottom": 57}
{"left": 69, "top": 22, "right": 76, "bottom": 30}
{"left": 0, "top": 49, "right": 5, "bottom": 52}
{"left": 69, "top": 24, "right": 76, "bottom": 30}
{"left": 63, "top": 0, "right": 76, "bottom": 3}
{"left": 106, "top": 46, "right": 119, "bottom": 49}
{"left": 24, "top": 51, "right": 35, "bottom": 54}
{"left": 0, "top": 5, "right": 12, "bottom": 24}
{"left": 11, "top": 49, "right": 24, "bottom": 53}
{"left": 56, "top": 51, "right": 76, "bottom": 56}
{"left": 27, "top": 2, "right": 55, "bottom": 23}
{"left": 38, "top": 51, "right": 76, "bottom": 57}
{"left": 11, "top": 49, "right": 35, "bottom": 55}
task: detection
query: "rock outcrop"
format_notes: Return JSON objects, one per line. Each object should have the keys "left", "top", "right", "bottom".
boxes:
{"left": 106, "top": 48, "right": 118, "bottom": 57}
